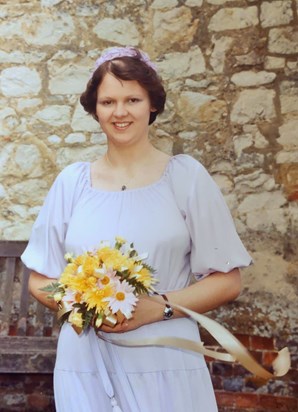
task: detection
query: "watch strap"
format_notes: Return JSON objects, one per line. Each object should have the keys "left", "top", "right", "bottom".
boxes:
{"left": 160, "top": 293, "right": 174, "bottom": 320}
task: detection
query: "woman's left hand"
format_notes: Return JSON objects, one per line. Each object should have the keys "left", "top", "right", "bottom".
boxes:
{"left": 99, "top": 268, "right": 242, "bottom": 333}
{"left": 99, "top": 294, "right": 164, "bottom": 333}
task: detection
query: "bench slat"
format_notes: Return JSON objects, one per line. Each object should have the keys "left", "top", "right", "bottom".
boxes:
{"left": 0, "top": 241, "right": 27, "bottom": 257}
{"left": 2, "top": 257, "right": 16, "bottom": 320}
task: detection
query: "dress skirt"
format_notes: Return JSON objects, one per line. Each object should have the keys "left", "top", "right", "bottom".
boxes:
{"left": 54, "top": 319, "right": 218, "bottom": 412}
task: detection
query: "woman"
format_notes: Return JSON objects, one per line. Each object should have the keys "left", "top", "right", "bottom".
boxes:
{"left": 22, "top": 47, "right": 252, "bottom": 412}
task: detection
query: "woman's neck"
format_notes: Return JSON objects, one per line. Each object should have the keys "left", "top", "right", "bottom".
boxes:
{"left": 105, "top": 142, "right": 159, "bottom": 172}
{"left": 91, "top": 143, "right": 170, "bottom": 192}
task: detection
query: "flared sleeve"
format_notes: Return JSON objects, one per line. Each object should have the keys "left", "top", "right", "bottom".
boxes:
{"left": 169, "top": 155, "right": 252, "bottom": 280}
{"left": 21, "top": 162, "right": 86, "bottom": 279}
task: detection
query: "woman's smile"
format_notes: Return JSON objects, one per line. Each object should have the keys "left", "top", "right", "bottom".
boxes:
{"left": 112, "top": 121, "right": 132, "bottom": 131}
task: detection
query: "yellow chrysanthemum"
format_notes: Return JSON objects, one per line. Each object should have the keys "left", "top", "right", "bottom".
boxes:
{"left": 97, "top": 248, "right": 130, "bottom": 271}
{"left": 67, "top": 274, "right": 97, "bottom": 294}
{"left": 134, "top": 267, "right": 155, "bottom": 288}
{"left": 74, "top": 255, "right": 84, "bottom": 266}
{"left": 82, "top": 255, "right": 98, "bottom": 276}
{"left": 59, "top": 272, "right": 75, "bottom": 286}
{"left": 64, "top": 262, "right": 79, "bottom": 275}
{"left": 97, "top": 247, "right": 119, "bottom": 261}
{"left": 69, "top": 310, "right": 83, "bottom": 328}
{"left": 84, "top": 284, "right": 114, "bottom": 312}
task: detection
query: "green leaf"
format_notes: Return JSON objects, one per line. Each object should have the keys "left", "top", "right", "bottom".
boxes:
{"left": 129, "top": 250, "right": 137, "bottom": 258}
{"left": 83, "top": 309, "right": 95, "bottom": 329}
{"left": 72, "top": 303, "right": 81, "bottom": 308}
{"left": 40, "top": 282, "right": 61, "bottom": 293}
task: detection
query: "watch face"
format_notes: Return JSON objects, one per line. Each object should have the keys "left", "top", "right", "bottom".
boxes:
{"left": 164, "top": 306, "right": 174, "bottom": 319}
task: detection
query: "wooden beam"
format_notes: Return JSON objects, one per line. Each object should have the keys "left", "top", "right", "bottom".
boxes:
{"left": 0, "top": 241, "right": 28, "bottom": 257}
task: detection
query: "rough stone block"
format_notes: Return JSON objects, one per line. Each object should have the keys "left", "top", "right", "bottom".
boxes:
{"left": 209, "top": 7, "right": 258, "bottom": 31}
{"left": 231, "top": 89, "right": 276, "bottom": 124}
{"left": 210, "top": 36, "right": 234, "bottom": 73}
{"left": 0, "top": 67, "right": 41, "bottom": 97}
{"left": 152, "top": 7, "right": 199, "bottom": 50}
{"left": 264, "top": 56, "right": 285, "bottom": 70}
{"left": 35, "top": 105, "right": 71, "bottom": 127}
{"left": 21, "top": 13, "right": 74, "bottom": 46}
{"left": 93, "top": 18, "right": 139, "bottom": 45}
{"left": 231, "top": 70, "right": 276, "bottom": 87}
{"left": 156, "top": 47, "right": 205, "bottom": 79}
{"left": 269, "top": 28, "right": 298, "bottom": 54}
{"left": 48, "top": 62, "right": 91, "bottom": 95}
{"left": 260, "top": 1, "right": 293, "bottom": 28}
{"left": 151, "top": 0, "right": 178, "bottom": 9}
{"left": 278, "top": 120, "right": 298, "bottom": 149}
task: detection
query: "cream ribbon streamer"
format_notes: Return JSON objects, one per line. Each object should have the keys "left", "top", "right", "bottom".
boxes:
{"left": 98, "top": 302, "right": 291, "bottom": 381}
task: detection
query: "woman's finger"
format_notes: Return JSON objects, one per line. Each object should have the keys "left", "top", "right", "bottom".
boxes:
{"left": 100, "top": 321, "right": 130, "bottom": 333}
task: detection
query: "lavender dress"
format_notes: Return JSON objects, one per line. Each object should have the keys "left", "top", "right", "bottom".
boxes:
{"left": 22, "top": 154, "right": 251, "bottom": 412}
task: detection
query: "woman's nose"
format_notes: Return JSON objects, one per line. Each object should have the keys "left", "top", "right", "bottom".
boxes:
{"left": 114, "top": 103, "right": 128, "bottom": 117}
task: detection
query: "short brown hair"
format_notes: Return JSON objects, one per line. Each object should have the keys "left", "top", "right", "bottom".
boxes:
{"left": 80, "top": 53, "right": 166, "bottom": 125}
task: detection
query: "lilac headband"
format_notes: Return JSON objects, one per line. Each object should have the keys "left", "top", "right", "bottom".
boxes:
{"left": 93, "top": 46, "right": 157, "bottom": 73}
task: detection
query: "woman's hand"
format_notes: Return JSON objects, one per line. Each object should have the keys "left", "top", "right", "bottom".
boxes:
{"left": 99, "top": 268, "right": 241, "bottom": 333}
{"left": 100, "top": 294, "right": 165, "bottom": 333}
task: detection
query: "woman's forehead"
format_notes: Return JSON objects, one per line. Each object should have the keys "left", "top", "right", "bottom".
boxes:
{"left": 97, "top": 73, "right": 148, "bottom": 97}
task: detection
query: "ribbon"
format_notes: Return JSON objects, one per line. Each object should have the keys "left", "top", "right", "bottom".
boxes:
{"left": 89, "top": 335, "right": 123, "bottom": 412}
{"left": 57, "top": 305, "right": 123, "bottom": 410}
{"left": 58, "top": 300, "right": 291, "bottom": 380}
{"left": 97, "top": 301, "right": 291, "bottom": 381}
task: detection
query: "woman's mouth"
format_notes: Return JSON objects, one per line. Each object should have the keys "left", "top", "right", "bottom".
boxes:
{"left": 113, "top": 122, "right": 131, "bottom": 130}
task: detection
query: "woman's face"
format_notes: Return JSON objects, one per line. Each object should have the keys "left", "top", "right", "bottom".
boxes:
{"left": 96, "top": 73, "right": 155, "bottom": 147}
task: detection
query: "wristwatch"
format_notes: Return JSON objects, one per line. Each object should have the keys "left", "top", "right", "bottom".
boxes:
{"left": 161, "top": 294, "right": 174, "bottom": 320}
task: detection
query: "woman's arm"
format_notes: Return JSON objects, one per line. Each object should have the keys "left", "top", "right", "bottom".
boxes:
{"left": 101, "top": 268, "right": 241, "bottom": 333}
{"left": 29, "top": 267, "right": 241, "bottom": 329}
{"left": 169, "top": 267, "right": 241, "bottom": 314}
{"left": 28, "top": 271, "right": 59, "bottom": 311}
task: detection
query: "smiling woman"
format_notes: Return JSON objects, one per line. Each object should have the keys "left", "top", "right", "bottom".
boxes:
{"left": 21, "top": 46, "right": 252, "bottom": 412}
{"left": 80, "top": 47, "right": 166, "bottom": 126}
{"left": 95, "top": 73, "right": 154, "bottom": 148}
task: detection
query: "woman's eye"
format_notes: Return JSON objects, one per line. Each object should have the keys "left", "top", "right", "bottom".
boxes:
{"left": 99, "top": 100, "right": 112, "bottom": 106}
{"left": 129, "top": 98, "right": 140, "bottom": 103}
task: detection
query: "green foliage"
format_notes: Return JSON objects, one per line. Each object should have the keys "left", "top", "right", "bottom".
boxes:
{"left": 58, "top": 311, "right": 71, "bottom": 325}
{"left": 40, "top": 282, "right": 61, "bottom": 293}
{"left": 83, "top": 308, "right": 95, "bottom": 330}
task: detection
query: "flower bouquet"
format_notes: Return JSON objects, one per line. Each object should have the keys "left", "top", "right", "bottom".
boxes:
{"left": 42, "top": 237, "right": 156, "bottom": 334}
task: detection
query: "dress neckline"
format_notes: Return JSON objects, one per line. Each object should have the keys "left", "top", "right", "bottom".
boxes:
{"left": 86, "top": 154, "right": 181, "bottom": 194}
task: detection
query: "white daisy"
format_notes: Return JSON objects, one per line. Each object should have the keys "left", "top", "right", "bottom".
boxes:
{"left": 95, "top": 264, "right": 118, "bottom": 287}
{"left": 104, "top": 280, "right": 138, "bottom": 319}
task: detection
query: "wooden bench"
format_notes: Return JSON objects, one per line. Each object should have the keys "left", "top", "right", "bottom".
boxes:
{"left": 0, "top": 241, "right": 57, "bottom": 373}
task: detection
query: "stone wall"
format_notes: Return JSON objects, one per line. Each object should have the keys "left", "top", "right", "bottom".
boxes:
{"left": 0, "top": 0, "right": 297, "bottom": 410}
